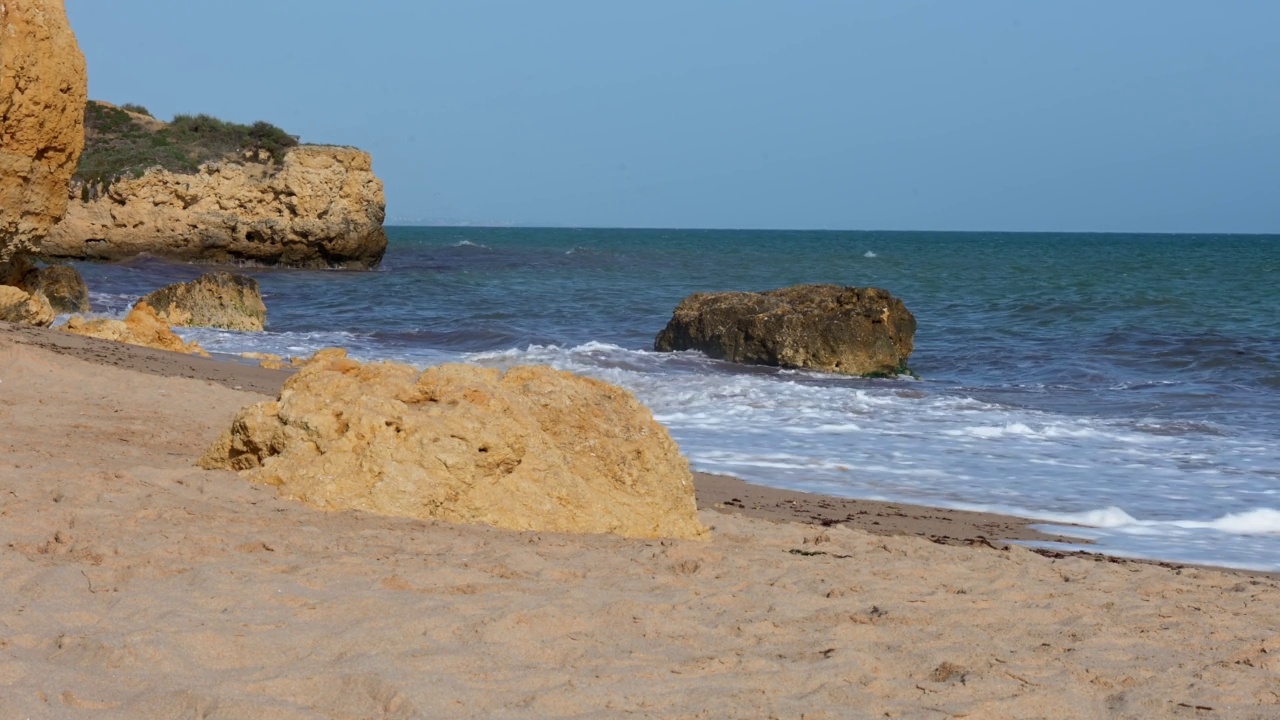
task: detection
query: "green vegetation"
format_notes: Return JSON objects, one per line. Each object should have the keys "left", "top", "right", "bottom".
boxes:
{"left": 74, "top": 101, "right": 299, "bottom": 193}
{"left": 120, "top": 103, "right": 152, "bottom": 117}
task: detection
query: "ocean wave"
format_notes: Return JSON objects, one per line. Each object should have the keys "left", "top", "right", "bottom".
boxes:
{"left": 1030, "top": 506, "right": 1280, "bottom": 538}
{"left": 940, "top": 421, "right": 1156, "bottom": 444}
{"left": 1172, "top": 508, "right": 1280, "bottom": 535}
{"left": 173, "top": 327, "right": 388, "bottom": 361}
{"left": 87, "top": 291, "right": 137, "bottom": 316}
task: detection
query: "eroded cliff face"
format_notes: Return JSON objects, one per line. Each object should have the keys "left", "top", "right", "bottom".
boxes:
{"left": 0, "top": 0, "right": 88, "bottom": 261}
{"left": 44, "top": 145, "right": 387, "bottom": 269}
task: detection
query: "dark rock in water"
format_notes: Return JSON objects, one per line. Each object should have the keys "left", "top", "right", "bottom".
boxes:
{"left": 654, "top": 284, "right": 916, "bottom": 377}
{"left": 0, "top": 254, "right": 90, "bottom": 313}
{"left": 140, "top": 271, "right": 267, "bottom": 332}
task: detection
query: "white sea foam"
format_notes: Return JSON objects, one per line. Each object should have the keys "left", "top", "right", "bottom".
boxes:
{"left": 1173, "top": 508, "right": 1280, "bottom": 535}
{"left": 1023, "top": 506, "right": 1280, "bottom": 569}
{"left": 86, "top": 291, "right": 137, "bottom": 316}
{"left": 173, "top": 327, "right": 400, "bottom": 363}
{"left": 864, "top": 250, "right": 877, "bottom": 258}
{"left": 452, "top": 240, "right": 489, "bottom": 249}
{"left": 1039, "top": 506, "right": 1140, "bottom": 528}
{"left": 942, "top": 421, "right": 1150, "bottom": 443}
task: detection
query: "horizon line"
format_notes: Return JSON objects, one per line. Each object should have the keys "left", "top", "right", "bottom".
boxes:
{"left": 383, "top": 223, "right": 1280, "bottom": 237}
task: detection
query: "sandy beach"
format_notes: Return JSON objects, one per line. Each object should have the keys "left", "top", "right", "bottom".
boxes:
{"left": 3, "top": 320, "right": 1279, "bottom": 719}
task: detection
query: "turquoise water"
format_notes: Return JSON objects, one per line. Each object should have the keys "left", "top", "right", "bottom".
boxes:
{"left": 74, "top": 228, "right": 1280, "bottom": 569}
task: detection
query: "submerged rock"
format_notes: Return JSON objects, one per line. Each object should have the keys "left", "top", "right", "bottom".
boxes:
{"left": 0, "top": 285, "right": 55, "bottom": 327}
{"left": 62, "top": 301, "right": 208, "bottom": 356}
{"left": 140, "top": 271, "right": 267, "bottom": 332}
{"left": 655, "top": 284, "right": 916, "bottom": 377}
{"left": 201, "top": 349, "right": 707, "bottom": 540}
{"left": 0, "top": 0, "right": 88, "bottom": 261}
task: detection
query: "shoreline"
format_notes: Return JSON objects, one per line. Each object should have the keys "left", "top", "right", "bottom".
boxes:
{"left": 4, "top": 319, "right": 1271, "bottom": 578}
{"left": 6, "top": 318, "right": 1280, "bottom": 716}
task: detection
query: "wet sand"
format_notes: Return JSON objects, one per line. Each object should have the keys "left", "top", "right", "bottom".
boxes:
{"left": 4, "top": 320, "right": 1280, "bottom": 718}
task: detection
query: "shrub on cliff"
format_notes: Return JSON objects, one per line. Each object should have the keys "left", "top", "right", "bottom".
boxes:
{"left": 168, "top": 114, "right": 297, "bottom": 165}
{"left": 74, "top": 101, "right": 299, "bottom": 192}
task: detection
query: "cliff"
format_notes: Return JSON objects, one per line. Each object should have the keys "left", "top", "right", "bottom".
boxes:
{"left": 0, "top": 0, "right": 88, "bottom": 261}
{"left": 42, "top": 103, "right": 387, "bottom": 269}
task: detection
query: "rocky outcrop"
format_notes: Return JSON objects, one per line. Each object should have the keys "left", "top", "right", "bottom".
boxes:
{"left": 140, "top": 271, "right": 266, "bottom": 332}
{"left": 201, "top": 349, "right": 707, "bottom": 540}
{"left": 0, "top": 285, "right": 55, "bottom": 326}
{"left": 62, "top": 301, "right": 208, "bottom": 356}
{"left": 23, "top": 264, "right": 89, "bottom": 313}
{"left": 1, "top": 254, "right": 89, "bottom": 313}
{"left": 43, "top": 145, "right": 387, "bottom": 268}
{"left": 0, "top": 0, "right": 88, "bottom": 261}
{"left": 655, "top": 284, "right": 916, "bottom": 377}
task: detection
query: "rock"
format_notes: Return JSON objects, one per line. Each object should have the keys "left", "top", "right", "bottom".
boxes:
{"left": 24, "top": 264, "right": 90, "bottom": 313}
{"left": 654, "top": 284, "right": 916, "bottom": 377}
{"left": 1, "top": 254, "right": 90, "bottom": 313}
{"left": 44, "top": 146, "right": 387, "bottom": 268}
{"left": 201, "top": 349, "right": 707, "bottom": 540}
{"left": 140, "top": 271, "right": 267, "bottom": 332}
{"left": 62, "top": 301, "right": 208, "bottom": 356}
{"left": 0, "top": 285, "right": 55, "bottom": 327}
{"left": 0, "top": 0, "right": 88, "bottom": 261}
{"left": 240, "top": 352, "right": 287, "bottom": 370}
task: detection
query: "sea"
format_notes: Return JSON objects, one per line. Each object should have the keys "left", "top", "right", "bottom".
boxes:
{"left": 70, "top": 228, "right": 1280, "bottom": 571}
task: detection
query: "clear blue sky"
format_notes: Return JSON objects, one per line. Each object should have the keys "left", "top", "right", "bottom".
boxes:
{"left": 66, "top": 1, "right": 1280, "bottom": 233}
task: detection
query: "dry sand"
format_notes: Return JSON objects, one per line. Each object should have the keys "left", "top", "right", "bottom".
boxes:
{"left": 2, "top": 321, "right": 1279, "bottom": 719}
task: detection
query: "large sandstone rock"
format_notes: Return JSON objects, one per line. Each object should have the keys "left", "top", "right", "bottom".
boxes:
{"left": 43, "top": 146, "right": 387, "bottom": 268}
{"left": 0, "top": 0, "right": 88, "bottom": 261}
{"left": 655, "top": 284, "right": 916, "bottom": 377}
{"left": 140, "top": 271, "right": 266, "bottom": 332}
{"left": 0, "top": 285, "right": 54, "bottom": 326}
{"left": 62, "top": 301, "right": 208, "bottom": 356}
{"left": 201, "top": 350, "right": 707, "bottom": 540}
{"left": 1, "top": 253, "right": 89, "bottom": 313}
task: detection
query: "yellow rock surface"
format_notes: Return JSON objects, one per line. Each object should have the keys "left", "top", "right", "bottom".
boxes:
{"left": 0, "top": 0, "right": 87, "bottom": 260}
{"left": 44, "top": 146, "right": 386, "bottom": 268}
{"left": 0, "top": 285, "right": 55, "bottom": 326}
{"left": 62, "top": 301, "right": 208, "bottom": 356}
{"left": 240, "top": 351, "right": 286, "bottom": 370}
{"left": 141, "top": 271, "right": 267, "bottom": 332}
{"left": 202, "top": 349, "right": 706, "bottom": 540}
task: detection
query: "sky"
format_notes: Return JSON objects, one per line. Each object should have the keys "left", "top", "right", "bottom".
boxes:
{"left": 65, "top": 1, "right": 1280, "bottom": 233}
